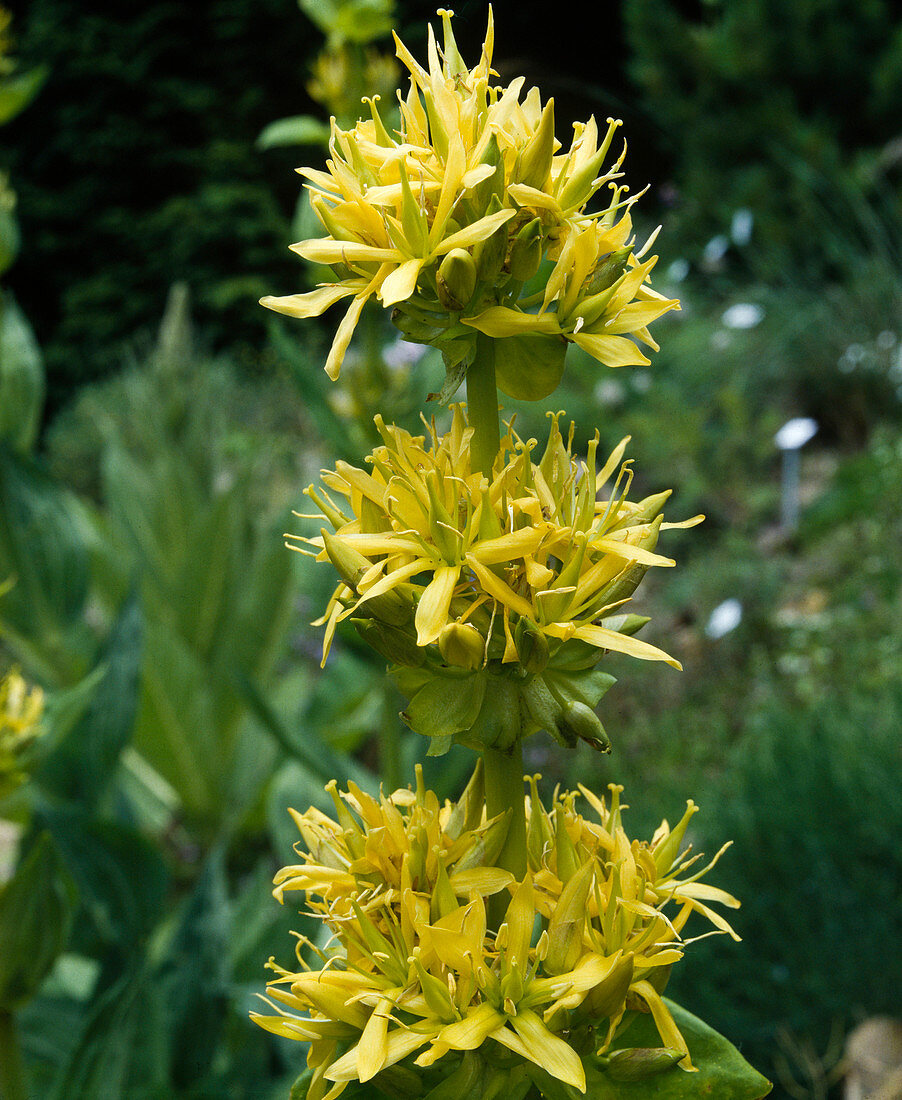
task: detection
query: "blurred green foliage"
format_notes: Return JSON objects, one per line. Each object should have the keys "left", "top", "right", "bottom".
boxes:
{"left": 623, "top": 0, "right": 902, "bottom": 283}
{"left": 0, "top": 0, "right": 900, "bottom": 1097}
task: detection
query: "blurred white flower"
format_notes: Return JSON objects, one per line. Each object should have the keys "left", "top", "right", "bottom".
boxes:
{"left": 667, "top": 258, "right": 690, "bottom": 282}
{"left": 594, "top": 377, "right": 626, "bottom": 406}
{"left": 730, "top": 209, "right": 754, "bottom": 246}
{"left": 631, "top": 370, "right": 652, "bottom": 393}
{"left": 703, "top": 234, "right": 729, "bottom": 266}
{"left": 705, "top": 598, "right": 743, "bottom": 640}
{"left": 721, "top": 302, "right": 764, "bottom": 330}
{"left": 384, "top": 337, "right": 428, "bottom": 371}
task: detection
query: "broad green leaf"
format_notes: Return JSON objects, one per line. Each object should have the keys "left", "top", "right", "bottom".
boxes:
{"left": 47, "top": 963, "right": 168, "bottom": 1100}
{"left": 35, "top": 591, "right": 142, "bottom": 804}
{"left": 494, "top": 333, "right": 567, "bottom": 401}
{"left": 0, "top": 833, "right": 77, "bottom": 1011}
{"left": 159, "top": 847, "right": 230, "bottom": 1088}
{"left": 0, "top": 447, "right": 93, "bottom": 684}
{"left": 38, "top": 808, "right": 168, "bottom": 954}
{"left": 401, "top": 670, "right": 486, "bottom": 741}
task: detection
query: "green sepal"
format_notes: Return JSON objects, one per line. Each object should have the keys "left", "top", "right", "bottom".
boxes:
{"left": 398, "top": 667, "right": 486, "bottom": 749}
{"left": 494, "top": 332, "right": 567, "bottom": 401}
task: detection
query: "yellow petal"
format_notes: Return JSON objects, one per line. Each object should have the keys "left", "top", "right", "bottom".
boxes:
{"left": 356, "top": 998, "right": 392, "bottom": 1082}
{"left": 380, "top": 258, "right": 425, "bottom": 306}
{"left": 434, "top": 1001, "right": 505, "bottom": 1051}
{"left": 291, "top": 238, "right": 399, "bottom": 265}
{"left": 468, "top": 524, "right": 547, "bottom": 565}
{"left": 570, "top": 332, "right": 651, "bottom": 368}
{"left": 629, "top": 981, "right": 693, "bottom": 1069}
{"left": 465, "top": 556, "right": 535, "bottom": 621}
{"left": 568, "top": 623, "right": 681, "bottom": 669}
{"left": 260, "top": 283, "right": 355, "bottom": 318}
{"left": 325, "top": 293, "right": 369, "bottom": 381}
{"left": 327, "top": 1026, "right": 431, "bottom": 1082}
{"left": 414, "top": 564, "right": 461, "bottom": 645}
{"left": 492, "top": 1011, "right": 586, "bottom": 1092}
{"left": 464, "top": 306, "right": 562, "bottom": 339}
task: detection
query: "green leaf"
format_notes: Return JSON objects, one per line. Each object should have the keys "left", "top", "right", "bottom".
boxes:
{"left": 257, "top": 115, "right": 332, "bottom": 149}
{"left": 0, "top": 447, "right": 93, "bottom": 683}
{"left": 47, "top": 963, "right": 169, "bottom": 1100}
{"left": 494, "top": 333, "right": 567, "bottom": 401}
{"left": 38, "top": 809, "right": 169, "bottom": 954}
{"left": 0, "top": 65, "right": 48, "bottom": 125}
{"left": 35, "top": 590, "right": 143, "bottom": 803}
{"left": 0, "top": 833, "right": 77, "bottom": 1011}
{"left": 159, "top": 847, "right": 230, "bottom": 1088}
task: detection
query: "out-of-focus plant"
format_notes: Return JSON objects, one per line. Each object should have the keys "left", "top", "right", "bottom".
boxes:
{"left": 0, "top": 4, "right": 46, "bottom": 457}
{"left": 623, "top": 0, "right": 902, "bottom": 284}
{"left": 255, "top": 9, "right": 770, "bottom": 1098}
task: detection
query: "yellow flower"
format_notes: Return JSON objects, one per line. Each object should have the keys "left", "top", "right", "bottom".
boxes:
{"left": 253, "top": 773, "right": 738, "bottom": 1094}
{"left": 292, "top": 405, "right": 700, "bottom": 752}
{"left": 293, "top": 404, "right": 699, "bottom": 669}
{"left": 0, "top": 667, "right": 44, "bottom": 798}
{"left": 524, "top": 776, "right": 741, "bottom": 1065}
{"left": 262, "top": 8, "right": 678, "bottom": 397}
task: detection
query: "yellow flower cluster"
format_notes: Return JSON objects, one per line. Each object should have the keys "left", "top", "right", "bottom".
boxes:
{"left": 262, "top": 8, "right": 678, "bottom": 397}
{"left": 252, "top": 770, "right": 738, "bottom": 1097}
{"left": 0, "top": 667, "right": 43, "bottom": 799}
{"left": 295, "top": 405, "right": 700, "bottom": 672}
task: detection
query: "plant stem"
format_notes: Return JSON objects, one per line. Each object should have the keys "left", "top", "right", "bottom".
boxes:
{"left": 466, "top": 334, "right": 528, "bottom": 913}
{"left": 483, "top": 741, "right": 527, "bottom": 882}
{"left": 466, "top": 333, "right": 500, "bottom": 477}
{"left": 0, "top": 1011, "right": 28, "bottom": 1100}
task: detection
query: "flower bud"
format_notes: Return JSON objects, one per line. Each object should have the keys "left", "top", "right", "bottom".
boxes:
{"left": 543, "top": 859, "right": 594, "bottom": 975}
{"left": 436, "top": 248, "right": 478, "bottom": 312}
{"left": 604, "top": 1047, "right": 685, "bottom": 1081}
{"left": 507, "top": 217, "right": 543, "bottom": 282}
{"left": 560, "top": 700, "right": 611, "bottom": 754}
{"left": 517, "top": 100, "right": 556, "bottom": 189}
{"left": 514, "top": 618, "right": 549, "bottom": 673}
{"left": 438, "top": 622, "right": 484, "bottom": 670}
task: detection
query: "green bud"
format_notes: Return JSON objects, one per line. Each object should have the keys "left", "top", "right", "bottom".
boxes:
{"left": 436, "top": 248, "right": 478, "bottom": 311}
{"left": 582, "top": 247, "right": 632, "bottom": 297}
{"left": 472, "top": 195, "right": 509, "bottom": 285}
{"left": 561, "top": 700, "right": 611, "bottom": 753}
{"left": 604, "top": 1047, "right": 685, "bottom": 1081}
{"left": 430, "top": 858, "right": 459, "bottom": 922}
{"left": 544, "top": 859, "right": 594, "bottom": 975}
{"left": 517, "top": 100, "right": 556, "bottom": 189}
{"left": 507, "top": 217, "right": 544, "bottom": 282}
{"left": 598, "top": 613, "right": 650, "bottom": 638}
{"left": 513, "top": 618, "right": 549, "bottom": 673}
{"left": 438, "top": 621, "right": 485, "bottom": 670}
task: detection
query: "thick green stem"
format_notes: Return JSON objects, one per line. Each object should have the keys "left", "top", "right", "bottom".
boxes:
{"left": 484, "top": 740, "right": 527, "bottom": 916}
{"left": 466, "top": 334, "right": 500, "bottom": 477}
{"left": 466, "top": 334, "right": 527, "bottom": 916}
{"left": 0, "top": 1011, "right": 28, "bottom": 1100}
